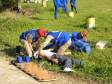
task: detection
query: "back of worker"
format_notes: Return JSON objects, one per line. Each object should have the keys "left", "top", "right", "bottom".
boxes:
{"left": 39, "top": 31, "right": 71, "bottom": 55}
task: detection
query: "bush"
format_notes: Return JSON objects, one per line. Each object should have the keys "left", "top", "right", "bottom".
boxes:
{"left": 0, "top": 0, "right": 22, "bottom": 12}
{"left": 0, "top": 0, "right": 16, "bottom": 8}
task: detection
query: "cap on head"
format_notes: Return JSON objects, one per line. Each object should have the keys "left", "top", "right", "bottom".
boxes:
{"left": 37, "top": 27, "right": 47, "bottom": 37}
{"left": 80, "top": 31, "right": 88, "bottom": 37}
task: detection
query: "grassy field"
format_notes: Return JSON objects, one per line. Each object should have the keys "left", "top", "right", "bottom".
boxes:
{"left": 0, "top": 0, "right": 112, "bottom": 83}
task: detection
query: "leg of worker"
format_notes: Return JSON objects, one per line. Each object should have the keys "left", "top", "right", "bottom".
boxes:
{"left": 63, "top": 58, "right": 73, "bottom": 68}
{"left": 73, "top": 5, "right": 77, "bottom": 13}
{"left": 55, "top": 55, "right": 67, "bottom": 63}
{"left": 72, "top": 59, "right": 84, "bottom": 68}
{"left": 54, "top": 6, "right": 58, "bottom": 19}
{"left": 71, "top": 4, "right": 74, "bottom": 12}
{"left": 57, "top": 39, "right": 71, "bottom": 55}
{"left": 64, "top": 5, "right": 69, "bottom": 16}
{"left": 21, "top": 40, "right": 33, "bottom": 57}
{"left": 24, "top": 41, "right": 33, "bottom": 57}
{"left": 56, "top": 55, "right": 73, "bottom": 70}
{"left": 62, "top": 5, "right": 68, "bottom": 16}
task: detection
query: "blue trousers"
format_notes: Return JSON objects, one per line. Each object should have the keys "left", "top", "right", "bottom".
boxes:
{"left": 71, "top": 4, "right": 77, "bottom": 13}
{"left": 54, "top": 5, "right": 68, "bottom": 19}
{"left": 53, "top": 55, "right": 84, "bottom": 69}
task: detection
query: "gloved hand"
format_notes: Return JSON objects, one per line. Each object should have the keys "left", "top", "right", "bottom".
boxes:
{"left": 33, "top": 51, "right": 39, "bottom": 59}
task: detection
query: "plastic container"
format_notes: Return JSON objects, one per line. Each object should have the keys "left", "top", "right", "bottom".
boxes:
{"left": 25, "top": 56, "right": 30, "bottom": 63}
{"left": 69, "top": 12, "right": 74, "bottom": 18}
{"left": 87, "top": 17, "right": 95, "bottom": 29}
{"left": 96, "top": 41, "right": 108, "bottom": 49}
{"left": 16, "top": 56, "right": 23, "bottom": 63}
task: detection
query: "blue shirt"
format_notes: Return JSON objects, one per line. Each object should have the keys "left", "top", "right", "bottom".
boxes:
{"left": 71, "top": 32, "right": 79, "bottom": 41}
{"left": 71, "top": 32, "right": 85, "bottom": 46}
{"left": 47, "top": 31, "right": 70, "bottom": 47}
{"left": 20, "top": 29, "right": 38, "bottom": 43}
{"left": 70, "top": 39, "right": 91, "bottom": 54}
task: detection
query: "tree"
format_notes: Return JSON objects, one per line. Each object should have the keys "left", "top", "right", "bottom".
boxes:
{"left": 0, "top": 0, "right": 22, "bottom": 12}
{"left": 15, "top": 0, "right": 22, "bottom": 12}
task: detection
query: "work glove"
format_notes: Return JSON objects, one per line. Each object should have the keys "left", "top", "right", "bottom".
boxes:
{"left": 33, "top": 51, "right": 39, "bottom": 59}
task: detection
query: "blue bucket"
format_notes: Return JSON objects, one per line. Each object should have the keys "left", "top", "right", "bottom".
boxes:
{"left": 25, "top": 56, "right": 30, "bottom": 63}
{"left": 16, "top": 56, "right": 23, "bottom": 63}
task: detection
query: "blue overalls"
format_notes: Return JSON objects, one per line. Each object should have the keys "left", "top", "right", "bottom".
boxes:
{"left": 70, "top": 32, "right": 91, "bottom": 54}
{"left": 70, "top": 0, "right": 77, "bottom": 13}
{"left": 53, "top": 54, "right": 84, "bottom": 69}
{"left": 44, "top": 31, "right": 70, "bottom": 50}
{"left": 20, "top": 29, "right": 38, "bottom": 43}
{"left": 70, "top": 0, "right": 76, "bottom": 6}
{"left": 70, "top": 39, "right": 91, "bottom": 54}
{"left": 53, "top": 0, "right": 68, "bottom": 18}
{"left": 70, "top": 32, "right": 79, "bottom": 41}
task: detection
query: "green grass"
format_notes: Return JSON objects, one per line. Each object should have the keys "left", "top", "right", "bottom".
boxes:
{"left": 0, "top": 0, "right": 112, "bottom": 83}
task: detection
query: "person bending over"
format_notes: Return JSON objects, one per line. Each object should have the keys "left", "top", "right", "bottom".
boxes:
{"left": 19, "top": 28, "right": 47, "bottom": 57}
{"left": 39, "top": 31, "right": 71, "bottom": 56}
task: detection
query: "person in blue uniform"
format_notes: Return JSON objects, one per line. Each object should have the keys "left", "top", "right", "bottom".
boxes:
{"left": 70, "top": 31, "right": 88, "bottom": 42}
{"left": 19, "top": 28, "right": 47, "bottom": 57}
{"left": 70, "top": 31, "right": 91, "bottom": 54}
{"left": 53, "top": 0, "right": 68, "bottom": 19}
{"left": 39, "top": 31, "right": 71, "bottom": 55}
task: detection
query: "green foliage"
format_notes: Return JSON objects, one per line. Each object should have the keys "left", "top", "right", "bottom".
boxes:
{"left": 0, "top": 0, "right": 16, "bottom": 8}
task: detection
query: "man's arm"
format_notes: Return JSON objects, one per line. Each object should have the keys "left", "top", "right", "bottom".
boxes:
{"left": 39, "top": 35, "right": 54, "bottom": 51}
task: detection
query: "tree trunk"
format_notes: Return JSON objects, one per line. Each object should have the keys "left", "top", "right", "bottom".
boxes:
{"left": 16, "top": 0, "right": 22, "bottom": 12}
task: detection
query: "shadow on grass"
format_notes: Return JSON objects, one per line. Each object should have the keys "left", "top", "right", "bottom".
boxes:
{"left": 89, "top": 41, "right": 96, "bottom": 48}
{"left": 0, "top": 9, "right": 4, "bottom": 13}
{"left": 73, "top": 23, "right": 87, "bottom": 29}
{"left": 73, "top": 24, "right": 97, "bottom": 30}
{"left": 30, "top": 17, "right": 49, "bottom": 21}
{"left": 48, "top": 8, "right": 54, "bottom": 12}
{"left": 0, "top": 39, "right": 15, "bottom": 58}
{"left": 0, "top": 7, "right": 18, "bottom": 13}
{"left": 0, "top": 7, "right": 9, "bottom": 13}
{"left": 0, "top": 47, "right": 16, "bottom": 58}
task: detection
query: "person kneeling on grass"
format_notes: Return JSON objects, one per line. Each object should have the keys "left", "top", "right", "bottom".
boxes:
{"left": 38, "top": 31, "right": 71, "bottom": 56}
{"left": 19, "top": 28, "right": 47, "bottom": 58}
{"left": 70, "top": 39, "right": 91, "bottom": 54}
{"left": 70, "top": 31, "right": 88, "bottom": 42}
{"left": 69, "top": 31, "right": 91, "bottom": 54}
{"left": 34, "top": 50, "right": 84, "bottom": 72}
